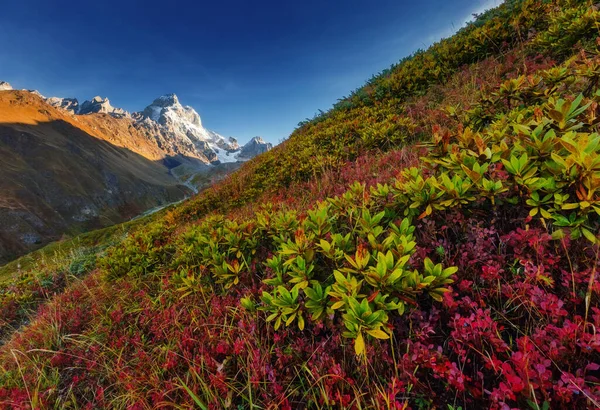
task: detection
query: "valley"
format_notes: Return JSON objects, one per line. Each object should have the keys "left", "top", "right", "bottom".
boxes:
{"left": 0, "top": 87, "right": 271, "bottom": 263}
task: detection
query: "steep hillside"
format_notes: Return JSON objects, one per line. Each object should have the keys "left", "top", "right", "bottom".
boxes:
{"left": 0, "top": 90, "right": 189, "bottom": 262}
{"left": 1, "top": 0, "right": 600, "bottom": 409}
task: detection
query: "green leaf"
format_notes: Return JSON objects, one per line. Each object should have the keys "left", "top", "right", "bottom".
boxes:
{"left": 304, "top": 287, "right": 316, "bottom": 300}
{"left": 519, "top": 152, "right": 529, "bottom": 169}
{"left": 501, "top": 158, "right": 515, "bottom": 174}
{"left": 285, "top": 312, "right": 297, "bottom": 326}
{"left": 424, "top": 258, "right": 435, "bottom": 273}
{"left": 581, "top": 227, "right": 598, "bottom": 244}
{"left": 443, "top": 266, "right": 458, "bottom": 276}
{"left": 422, "top": 275, "right": 436, "bottom": 284}
{"left": 298, "top": 314, "right": 305, "bottom": 330}
{"left": 355, "top": 332, "right": 365, "bottom": 356}
{"left": 366, "top": 329, "right": 390, "bottom": 339}
{"left": 178, "top": 378, "right": 208, "bottom": 410}
{"left": 333, "top": 270, "right": 346, "bottom": 284}
{"left": 551, "top": 229, "right": 565, "bottom": 240}
{"left": 331, "top": 300, "right": 345, "bottom": 310}
{"left": 510, "top": 155, "right": 520, "bottom": 173}
{"left": 372, "top": 211, "right": 386, "bottom": 225}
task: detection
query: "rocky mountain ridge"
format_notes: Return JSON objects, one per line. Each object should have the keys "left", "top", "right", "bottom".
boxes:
{"left": 79, "top": 96, "right": 129, "bottom": 117}
{"left": 0, "top": 82, "right": 273, "bottom": 263}
{"left": 44, "top": 90, "right": 272, "bottom": 166}
{"left": 237, "top": 136, "right": 272, "bottom": 159}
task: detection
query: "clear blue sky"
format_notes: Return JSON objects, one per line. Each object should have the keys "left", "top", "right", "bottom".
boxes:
{"left": 0, "top": 0, "right": 499, "bottom": 144}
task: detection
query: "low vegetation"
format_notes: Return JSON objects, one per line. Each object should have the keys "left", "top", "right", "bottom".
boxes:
{"left": 1, "top": 0, "right": 599, "bottom": 408}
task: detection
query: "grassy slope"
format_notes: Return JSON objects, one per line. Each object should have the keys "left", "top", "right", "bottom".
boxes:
{"left": 1, "top": 0, "right": 600, "bottom": 408}
{"left": 0, "top": 218, "right": 143, "bottom": 283}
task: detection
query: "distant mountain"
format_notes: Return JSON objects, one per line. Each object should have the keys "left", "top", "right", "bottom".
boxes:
{"left": 0, "top": 85, "right": 273, "bottom": 263}
{"left": 0, "top": 89, "right": 190, "bottom": 263}
{"left": 237, "top": 136, "right": 273, "bottom": 159}
{"left": 46, "top": 95, "right": 128, "bottom": 117}
{"left": 79, "top": 96, "right": 129, "bottom": 117}
{"left": 46, "top": 96, "right": 79, "bottom": 114}
{"left": 46, "top": 91, "right": 273, "bottom": 167}
{"left": 134, "top": 93, "right": 272, "bottom": 166}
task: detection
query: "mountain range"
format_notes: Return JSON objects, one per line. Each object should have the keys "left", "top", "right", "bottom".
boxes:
{"left": 41, "top": 86, "right": 272, "bottom": 166}
{"left": 0, "top": 81, "right": 272, "bottom": 262}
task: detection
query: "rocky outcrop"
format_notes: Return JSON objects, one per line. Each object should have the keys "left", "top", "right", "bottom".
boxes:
{"left": 134, "top": 94, "right": 243, "bottom": 166}
{"left": 27, "top": 90, "right": 45, "bottom": 98}
{"left": 237, "top": 137, "right": 273, "bottom": 160}
{"left": 47, "top": 97, "right": 80, "bottom": 114}
{"left": 79, "top": 96, "right": 129, "bottom": 118}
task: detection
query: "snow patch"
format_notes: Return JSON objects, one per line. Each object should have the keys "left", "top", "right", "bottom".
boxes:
{"left": 147, "top": 105, "right": 162, "bottom": 121}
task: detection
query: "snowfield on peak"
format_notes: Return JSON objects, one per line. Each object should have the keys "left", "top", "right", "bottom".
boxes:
{"left": 146, "top": 105, "right": 162, "bottom": 122}
{"left": 135, "top": 93, "right": 271, "bottom": 166}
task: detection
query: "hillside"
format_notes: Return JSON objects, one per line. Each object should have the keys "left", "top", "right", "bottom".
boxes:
{"left": 0, "top": 90, "right": 189, "bottom": 263}
{"left": 0, "top": 88, "right": 272, "bottom": 264}
{"left": 1, "top": 0, "right": 600, "bottom": 408}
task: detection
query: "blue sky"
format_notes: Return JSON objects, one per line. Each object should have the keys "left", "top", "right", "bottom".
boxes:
{"left": 0, "top": 0, "right": 500, "bottom": 144}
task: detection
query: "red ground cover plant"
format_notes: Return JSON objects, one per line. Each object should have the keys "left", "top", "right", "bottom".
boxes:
{"left": 2, "top": 206, "right": 598, "bottom": 409}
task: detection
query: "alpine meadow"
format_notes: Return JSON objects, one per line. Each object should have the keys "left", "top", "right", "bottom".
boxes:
{"left": 1, "top": 0, "right": 600, "bottom": 408}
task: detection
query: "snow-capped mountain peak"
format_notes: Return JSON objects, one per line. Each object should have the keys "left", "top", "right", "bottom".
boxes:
{"left": 140, "top": 93, "right": 202, "bottom": 128}
{"left": 8, "top": 82, "right": 272, "bottom": 166}
{"left": 134, "top": 94, "right": 248, "bottom": 165}
{"left": 46, "top": 96, "right": 79, "bottom": 114}
{"left": 152, "top": 93, "right": 180, "bottom": 107}
{"left": 237, "top": 136, "right": 273, "bottom": 159}
{"left": 250, "top": 136, "right": 267, "bottom": 144}
{"left": 133, "top": 93, "right": 273, "bottom": 166}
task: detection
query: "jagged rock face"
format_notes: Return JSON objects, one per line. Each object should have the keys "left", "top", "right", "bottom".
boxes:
{"left": 134, "top": 94, "right": 242, "bottom": 165}
{"left": 19, "top": 86, "right": 272, "bottom": 166}
{"left": 47, "top": 97, "right": 80, "bottom": 114}
{"left": 0, "top": 81, "right": 13, "bottom": 91}
{"left": 79, "top": 96, "right": 129, "bottom": 118}
{"left": 237, "top": 137, "right": 273, "bottom": 160}
{"left": 27, "top": 90, "right": 45, "bottom": 99}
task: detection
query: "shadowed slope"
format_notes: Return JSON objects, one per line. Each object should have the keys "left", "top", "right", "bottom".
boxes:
{"left": 0, "top": 114, "right": 190, "bottom": 263}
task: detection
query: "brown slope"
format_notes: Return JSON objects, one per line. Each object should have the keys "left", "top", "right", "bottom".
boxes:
{"left": 0, "top": 90, "right": 190, "bottom": 264}
{"left": 0, "top": 91, "right": 167, "bottom": 160}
